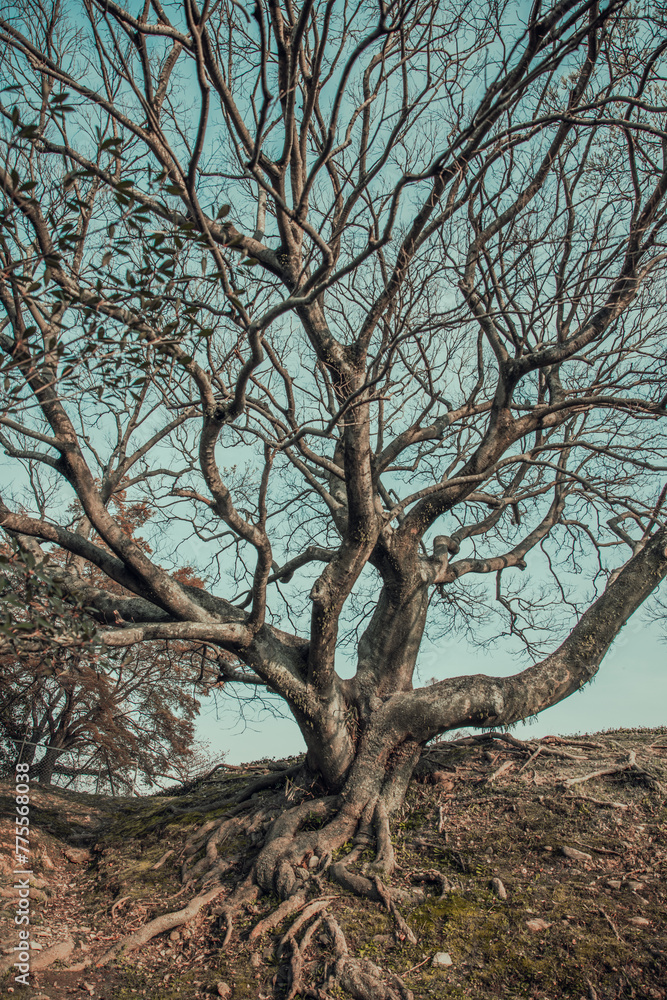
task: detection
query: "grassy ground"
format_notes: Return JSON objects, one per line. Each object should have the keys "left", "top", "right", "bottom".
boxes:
{"left": 1, "top": 727, "right": 666, "bottom": 999}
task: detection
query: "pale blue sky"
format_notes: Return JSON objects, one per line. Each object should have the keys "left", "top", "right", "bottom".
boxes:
{"left": 197, "top": 613, "right": 667, "bottom": 765}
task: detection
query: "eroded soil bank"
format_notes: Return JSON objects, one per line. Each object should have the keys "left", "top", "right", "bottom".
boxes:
{"left": 1, "top": 727, "right": 666, "bottom": 999}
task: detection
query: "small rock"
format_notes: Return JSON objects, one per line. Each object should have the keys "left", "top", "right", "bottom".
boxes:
{"left": 490, "top": 877, "right": 507, "bottom": 900}
{"left": 560, "top": 846, "right": 592, "bottom": 862}
{"left": 625, "top": 880, "right": 644, "bottom": 891}
{"left": 432, "top": 952, "right": 453, "bottom": 967}
{"left": 526, "top": 918, "right": 552, "bottom": 932}
{"left": 607, "top": 880, "right": 622, "bottom": 889}
{"left": 628, "top": 916, "right": 650, "bottom": 927}
{"left": 216, "top": 982, "right": 232, "bottom": 998}
{"left": 169, "top": 930, "right": 180, "bottom": 942}
{"left": 308, "top": 855, "right": 319, "bottom": 869}
{"left": 63, "top": 847, "right": 92, "bottom": 865}
{"left": 30, "top": 941, "right": 44, "bottom": 949}
{"left": 542, "top": 846, "right": 553, "bottom": 852}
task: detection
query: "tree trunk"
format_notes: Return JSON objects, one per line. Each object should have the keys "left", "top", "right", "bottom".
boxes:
{"left": 105, "top": 530, "right": 667, "bottom": 1000}
{"left": 35, "top": 745, "right": 63, "bottom": 785}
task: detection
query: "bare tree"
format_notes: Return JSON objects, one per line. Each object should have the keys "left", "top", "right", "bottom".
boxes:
{"left": 1, "top": 0, "right": 667, "bottom": 993}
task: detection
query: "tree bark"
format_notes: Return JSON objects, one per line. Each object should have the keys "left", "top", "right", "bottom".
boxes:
{"left": 35, "top": 744, "right": 63, "bottom": 785}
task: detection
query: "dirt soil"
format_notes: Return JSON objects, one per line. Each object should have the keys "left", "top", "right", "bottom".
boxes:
{"left": 1, "top": 726, "right": 666, "bottom": 1000}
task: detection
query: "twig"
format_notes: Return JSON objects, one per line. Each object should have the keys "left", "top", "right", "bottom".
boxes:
{"left": 111, "top": 895, "right": 131, "bottom": 920}
{"left": 534, "top": 746, "right": 587, "bottom": 761}
{"left": 518, "top": 746, "right": 542, "bottom": 772}
{"left": 151, "top": 849, "right": 175, "bottom": 870}
{"left": 487, "top": 759, "right": 514, "bottom": 782}
{"left": 541, "top": 736, "right": 604, "bottom": 749}
{"left": 562, "top": 762, "right": 632, "bottom": 788}
{"left": 563, "top": 750, "right": 664, "bottom": 793}
{"left": 587, "top": 978, "right": 600, "bottom": 1000}
{"left": 404, "top": 954, "right": 432, "bottom": 975}
{"left": 564, "top": 794, "right": 630, "bottom": 810}
{"left": 599, "top": 907, "right": 620, "bottom": 941}
{"left": 444, "top": 732, "right": 584, "bottom": 759}
{"left": 570, "top": 839, "right": 623, "bottom": 857}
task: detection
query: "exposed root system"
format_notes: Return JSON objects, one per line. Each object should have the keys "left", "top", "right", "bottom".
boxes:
{"left": 96, "top": 884, "right": 224, "bottom": 965}
{"left": 93, "top": 755, "right": 424, "bottom": 998}
{"left": 8, "top": 729, "right": 666, "bottom": 1000}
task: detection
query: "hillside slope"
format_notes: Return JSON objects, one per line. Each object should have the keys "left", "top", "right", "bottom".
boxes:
{"left": 1, "top": 727, "right": 666, "bottom": 999}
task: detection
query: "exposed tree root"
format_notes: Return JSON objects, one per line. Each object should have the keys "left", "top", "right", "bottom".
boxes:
{"left": 433, "top": 731, "right": 587, "bottom": 762}
{"left": 213, "top": 876, "right": 259, "bottom": 948}
{"left": 167, "top": 762, "right": 302, "bottom": 817}
{"left": 277, "top": 904, "right": 332, "bottom": 1000}
{"left": 277, "top": 898, "right": 335, "bottom": 956}
{"left": 372, "top": 800, "right": 395, "bottom": 876}
{"left": 0, "top": 936, "right": 75, "bottom": 974}
{"left": 198, "top": 777, "right": 421, "bottom": 997}
{"left": 26, "top": 731, "right": 667, "bottom": 998}
{"left": 150, "top": 849, "right": 174, "bottom": 870}
{"left": 327, "top": 860, "right": 417, "bottom": 906}
{"left": 248, "top": 890, "right": 310, "bottom": 943}
{"left": 323, "top": 915, "right": 414, "bottom": 1000}
{"left": 371, "top": 876, "right": 417, "bottom": 945}
{"left": 409, "top": 867, "right": 450, "bottom": 899}
{"left": 561, "top": 749, "right": 665, "bottom": 793}
{"left": 95, "top": 884, "right": 224, "bottom": 966}
{"left": 94, "top": 762, "right": 426, "bottom": 998}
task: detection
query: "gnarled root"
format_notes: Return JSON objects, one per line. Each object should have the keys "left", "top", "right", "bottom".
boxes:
{"left": 95, "top": 884, "right": 224, "bottom": 966}
{"left": 254, "top": 794, "right": 342, "bottom": 896}
{"left": 323, "top": 915, "right": 414, "bottom": 1000}
{"left": 97, "top": 758, "right": 424, "bottom": 1000}
{"left": 277, "top": 903, "right": 332, "bottom": 1000}
{"left": 214, "top": 876, "right": 259, "bottom": 948}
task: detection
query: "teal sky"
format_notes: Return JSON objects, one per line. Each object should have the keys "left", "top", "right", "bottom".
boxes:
{"left": 197, "top": 615, "right": 667, "bottom": 765}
